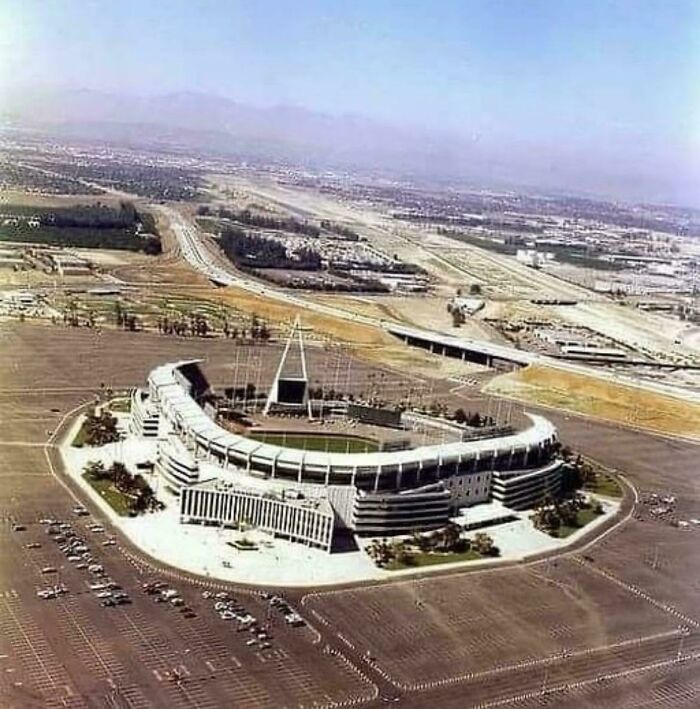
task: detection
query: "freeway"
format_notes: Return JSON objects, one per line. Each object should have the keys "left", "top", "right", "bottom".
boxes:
{"left": 161, "top": 206, "right": 378, "bottom": 328}
{"left": 163, "top": 206, "right": 700, "bottom": 405}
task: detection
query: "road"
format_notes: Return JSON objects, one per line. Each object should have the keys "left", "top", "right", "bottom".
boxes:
{"left": 162, "top": 205, "right": 700, "bottom": 405}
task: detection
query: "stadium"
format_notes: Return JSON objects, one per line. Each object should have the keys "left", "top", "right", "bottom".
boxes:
{"left": 130, "top": 325, "right": 563, "bottom": 551}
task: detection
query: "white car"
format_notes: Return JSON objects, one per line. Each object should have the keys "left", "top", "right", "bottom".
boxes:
{"left": 41, "top": 567, "right": 57, "bottom": 574}
{"left": 95, "top": 591, "right": 112, "bottom": 599}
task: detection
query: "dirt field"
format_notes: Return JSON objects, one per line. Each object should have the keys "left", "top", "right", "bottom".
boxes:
{"left": 0, "top": 191, "right": 125, "bottom": 208}
{"left": 175, "top": 284, "right": 392, "bottom": 346}
{"left": 486, "top": 364, "right": 700, "bottom": 440}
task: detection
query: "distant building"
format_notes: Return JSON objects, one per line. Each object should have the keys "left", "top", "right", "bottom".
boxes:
{"left": 516, "top": 249, "right": 554, "bottom": 269}
{"left": 451, "top": 297, "right": 484, "bottom": 315}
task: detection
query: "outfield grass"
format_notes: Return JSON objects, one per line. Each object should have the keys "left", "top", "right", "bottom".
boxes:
{"left": 386, "top": 549, "right": 483, "bottom": 570}
{"left": 82, "top": 473, "right": 133, "bottom": 516}
{"left": 250, "top": 432, "right": 378, "bottom": 453}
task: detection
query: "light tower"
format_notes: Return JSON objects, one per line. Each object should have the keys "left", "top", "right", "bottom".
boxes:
{"left": 263, "top": 316, "right": 312, "bottom": 418}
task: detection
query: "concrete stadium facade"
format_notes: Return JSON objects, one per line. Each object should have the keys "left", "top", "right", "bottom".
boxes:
{"left": 133, "top": 361, "right": 563, "bottom": 544}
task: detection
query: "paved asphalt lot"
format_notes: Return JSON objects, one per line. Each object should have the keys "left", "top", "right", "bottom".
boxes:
{"left": 1, "top": 322, "right": 699, "bottom": 708}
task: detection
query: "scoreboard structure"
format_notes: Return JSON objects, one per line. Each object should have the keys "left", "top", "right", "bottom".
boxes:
{"left": 263, "top": 317, "right": 312, "bottom": 417}
{"left": 347, "top": 403, "right": 402, "bottom": 429}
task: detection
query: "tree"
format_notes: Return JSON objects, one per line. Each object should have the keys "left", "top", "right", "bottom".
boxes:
{"left": 472, "top": 532, "right": 496, "bottom": 556}
{"left": 435, "top": 522, "right": 463, "bottom": 552}
{"left": 114, "top": 301, "right": 124, "bottom": 327}
{"left": 110, "top": 462, "right": 132, "bottom": 492}
{"left": 469, "top": 283, "right": 482, "bottom": 295}
{"left": 560, "top": 462, "right": 583, "bottom": 494}
{"left": 453, "top": 408, "right": 467, "bottom": 424}
{"left": 366, "top": 538, "right": 395, "bottom": 567}
{"left": 133, "top": 486, "right": 153, "bottom": 512}
{"left": 84, "top": 460, "right": 107, "bottom": 480}
{"left": 83, "top": 408, "right": 120, "bottom": 446}
{"left": 393, "top": 542, "right": 416, "bottom": 567}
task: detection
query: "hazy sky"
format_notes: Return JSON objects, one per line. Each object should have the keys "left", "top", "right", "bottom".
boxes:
{"left": 2, "top": 0, "right": 699, "bottom": 203}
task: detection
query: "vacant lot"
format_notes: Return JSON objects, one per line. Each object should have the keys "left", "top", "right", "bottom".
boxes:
{"left": 486, "top": 364, "right": 700, "bottom": 440}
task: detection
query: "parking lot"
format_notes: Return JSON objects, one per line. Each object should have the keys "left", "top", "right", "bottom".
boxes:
{"left": 1, "top": 321, "right": 699, "bottom": 708}
{"left": 0, "top": 325, "right": 380, "bottom": 708}
{"left": 304, "top": 556, "right": 683, "bottom": 688}
{"left": 1, "top": 490, "right": 374, "bottom": 708}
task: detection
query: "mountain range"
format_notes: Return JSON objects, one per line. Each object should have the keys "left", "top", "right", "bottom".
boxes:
{"left": 2, "top": 87, "right": 696, "bottom": 206}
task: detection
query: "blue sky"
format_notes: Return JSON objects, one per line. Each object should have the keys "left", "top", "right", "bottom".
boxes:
{"left": 3, "top": 1, "right": 699, "bottom": 202}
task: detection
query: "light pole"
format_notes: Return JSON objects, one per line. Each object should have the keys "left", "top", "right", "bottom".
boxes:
{"left": 677, "top": 633, "right": 685, "bottom": 662}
